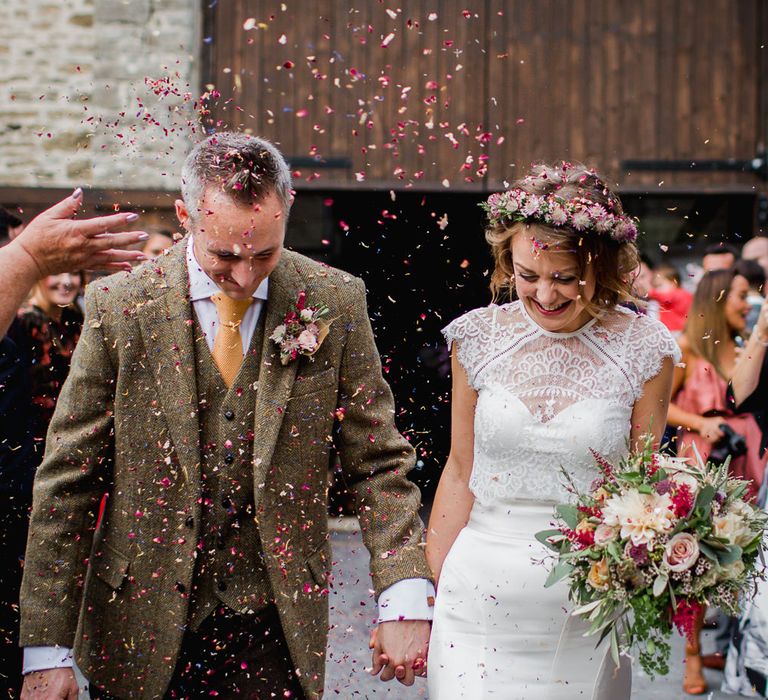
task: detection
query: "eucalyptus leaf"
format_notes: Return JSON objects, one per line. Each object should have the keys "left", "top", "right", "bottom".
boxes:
{"left": 698, "top": 540, "right": 719, "bottom": 561}
{"left": 606, "top": 540, "right": 623, "bottom": 562}
{"left": 535, "top": 529, "right": 563, "bottom": 550}
{"left": 572, "top": 600, "right": 602, "bottom": 617}
{"left": 555, "top": 504, "right": 580, "bottom": 529}
{"left": 610, "top": 627, "right": 620, "bottom": 667}
{"left": 716, "top": 544, "right": 743, "bottom": 567}
{"left": 694, "top": 484, "right": 715, "bottom": 515}
{"left": 652, "top": 574, "right": 668, "bottom": 597}
{"left": 544, "top": 560, "right": 573, "bottom": 588}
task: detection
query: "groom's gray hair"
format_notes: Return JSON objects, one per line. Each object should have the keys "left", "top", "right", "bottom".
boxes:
{"left": 180, "top": 132, "right": 293, "bottom": 221}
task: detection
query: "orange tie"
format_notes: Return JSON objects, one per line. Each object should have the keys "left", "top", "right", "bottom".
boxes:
{"left": 211, "top": 292, "right": 253, "bottom": 387}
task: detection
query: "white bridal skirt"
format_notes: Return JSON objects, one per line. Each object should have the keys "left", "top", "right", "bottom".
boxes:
{"left": 428, "top": 501, "right": 631, "bottom": 699}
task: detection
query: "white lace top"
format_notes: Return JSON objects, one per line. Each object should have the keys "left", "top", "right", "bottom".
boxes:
{"left": 442, "top": 301, "right": 681, "bottom": 505}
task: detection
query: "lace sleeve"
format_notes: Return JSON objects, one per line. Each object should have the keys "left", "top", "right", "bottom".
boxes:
{"left": 441, "top": 307, "right": 495, "bottom": 389}
{"left": 625, "top": 314, "right": 682, "bottom": 398}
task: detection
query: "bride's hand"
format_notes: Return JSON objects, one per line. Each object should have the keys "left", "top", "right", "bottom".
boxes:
{"left": 369, "top": 620, "right": 429, "bottom": 684}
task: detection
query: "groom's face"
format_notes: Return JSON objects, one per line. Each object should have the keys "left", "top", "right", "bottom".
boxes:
{"left": 178, "top": 188, "right": 286, "bottom": 300}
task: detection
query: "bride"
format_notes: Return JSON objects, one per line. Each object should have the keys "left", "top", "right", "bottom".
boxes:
{"left": 426, "top": 163, "right": 680, "bottom": 699}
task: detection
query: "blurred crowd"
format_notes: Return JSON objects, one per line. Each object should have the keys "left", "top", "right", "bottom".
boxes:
{"left": 1, "top": 194, "right": 768, "bottom": 697}
{"left": 633, "top": 240, "right": 768, "bottom": 696}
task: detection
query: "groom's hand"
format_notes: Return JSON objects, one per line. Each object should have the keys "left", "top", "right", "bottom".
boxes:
{"left": 369, "top": 620, "right": 430, "bottom": 686}
{"left": 21, "top": 668, "right": 78, "bottom": 699}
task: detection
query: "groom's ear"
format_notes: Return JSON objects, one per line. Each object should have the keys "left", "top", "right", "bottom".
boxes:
{"left": 175, "top": 198, "right": 191, "bottom": 232}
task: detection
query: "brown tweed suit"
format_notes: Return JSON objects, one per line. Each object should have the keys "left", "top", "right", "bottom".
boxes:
{"left": 19, "top": 240, "right": 432, "bottom": 698}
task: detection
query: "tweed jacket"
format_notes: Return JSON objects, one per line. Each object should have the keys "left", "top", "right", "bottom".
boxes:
{"left": 19, "top": 241, "right": 432, "bottom": 699}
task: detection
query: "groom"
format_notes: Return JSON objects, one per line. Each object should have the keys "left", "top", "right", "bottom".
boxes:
{"left": 19, "top": 133, "right": 433, "bottom": 698}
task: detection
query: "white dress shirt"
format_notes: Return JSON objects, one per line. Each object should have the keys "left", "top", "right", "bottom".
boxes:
{"left": 23, "top": 239, "right": 433, "bottom": 676}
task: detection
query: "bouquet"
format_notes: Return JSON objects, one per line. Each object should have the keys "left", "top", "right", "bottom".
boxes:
{"left": 537, "top": 437, "right": 768, "bottom": 677}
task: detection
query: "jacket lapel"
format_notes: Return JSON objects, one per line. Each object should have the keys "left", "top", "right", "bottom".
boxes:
{"left": 135, "top": 240, "right": 201, "bottom": 488}
{"left": 252, "top": 253, "right": 304, "bottom": 491}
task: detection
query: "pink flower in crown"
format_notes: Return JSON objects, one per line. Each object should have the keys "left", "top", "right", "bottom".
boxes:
{"left": 521, "top": 194, "right": 542, "bottom": 217}
{"left": 548, "top": 202, "right": 568, "bottom": 225}
{"left": 486, "top": 192, "right": 503, "bottom": 217}
{"left": 594, "top": 214, "right": 615, "bottom": 233}
{"left": 614, "top": 219, "right": 638, "bottom": 242}
{"left": 500, "top": 191, "right": 519, "bottom": 213}
{"left": 588, "top": 203, "right": 607, "bottom": 219}
{"left": 570, "top": 209, "right": 591, "bottom": 231}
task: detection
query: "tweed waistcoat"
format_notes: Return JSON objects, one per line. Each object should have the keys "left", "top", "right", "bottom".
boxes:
{"left": 186, "top": 310, "right": 273, "bottom": 629}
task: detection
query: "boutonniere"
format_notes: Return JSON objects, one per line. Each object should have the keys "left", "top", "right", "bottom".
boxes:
{"left": 270, "top": 291, "right": 331, "bottom": 366}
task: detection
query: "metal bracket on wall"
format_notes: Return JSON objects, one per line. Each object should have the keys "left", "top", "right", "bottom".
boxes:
{"left": 621, "top": 151, "right": 768, "bottom": 181}
{"left": 286, "top": 157, "right": 352, "bottom": 170}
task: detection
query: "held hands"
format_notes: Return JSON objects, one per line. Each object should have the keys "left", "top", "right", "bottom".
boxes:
{"left": 11, "top": 188, "right": 148, "bottom": 276}
{"left": 21, "top": 668, "right": 78, "bottom": 700}
{"left": 369, "top": 620, "right": 430, "bottom": 686}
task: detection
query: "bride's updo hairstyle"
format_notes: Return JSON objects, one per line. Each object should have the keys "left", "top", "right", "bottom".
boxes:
{"left": 484, "top": 162, "right": 640, "bottom": 316}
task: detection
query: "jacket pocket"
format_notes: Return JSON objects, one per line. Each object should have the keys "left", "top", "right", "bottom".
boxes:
{"left": 305, "top": 544, "right": 331, "bottom": 587}
{"left": 292, "top": 367, "right": 336, "bottom": 397}
{"left": 91, "top": 542, "right": 130, "bottom": 590}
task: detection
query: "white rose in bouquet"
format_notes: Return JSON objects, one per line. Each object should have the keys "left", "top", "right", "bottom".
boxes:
{"left": 718, "top": 560, "right": 746, "bottom": 582}
{"left": 713, "top": 512, "right": 754, "bottom": 547}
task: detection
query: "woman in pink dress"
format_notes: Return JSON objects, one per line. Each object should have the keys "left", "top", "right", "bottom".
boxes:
{"left": 667, "top": 268, "right": 766, "bottom": 694}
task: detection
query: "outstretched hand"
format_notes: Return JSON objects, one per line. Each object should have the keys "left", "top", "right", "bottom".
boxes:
{"left": 369, "top": 620, "right": 430, "bottom": 686}
{"left": 11, "top": 188, "right": 148, "bottom": 275}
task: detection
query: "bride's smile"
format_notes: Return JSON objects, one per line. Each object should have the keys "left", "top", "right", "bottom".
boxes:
{"left": 510, "top": 229, "right": 596, "bottom": 334}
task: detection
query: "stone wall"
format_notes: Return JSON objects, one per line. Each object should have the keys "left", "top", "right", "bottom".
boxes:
{"left": 0, "top": 0, "right": 201, "bottom": 191}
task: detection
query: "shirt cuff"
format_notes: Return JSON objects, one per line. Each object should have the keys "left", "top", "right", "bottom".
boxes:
{"left": 377, "top": 578, "right": 435, "bottom": 623}
{"left": 23, "top": 646, "right": 74, "bottom": 674}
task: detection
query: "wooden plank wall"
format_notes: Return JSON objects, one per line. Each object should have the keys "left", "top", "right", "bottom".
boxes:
{"left": 203, "top": 0, "right": 766, "bottom": 192}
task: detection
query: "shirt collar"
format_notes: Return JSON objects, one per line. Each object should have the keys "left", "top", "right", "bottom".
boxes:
{"left": 186, "top": 236, "right": 269, "bottom": 303}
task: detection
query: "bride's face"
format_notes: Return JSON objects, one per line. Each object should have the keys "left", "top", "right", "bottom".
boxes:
{"left": 510, "top": 231, "right": 596, "bottom": 333}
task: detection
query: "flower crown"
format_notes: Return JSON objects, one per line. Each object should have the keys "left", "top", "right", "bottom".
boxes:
{"left": 481, "top": 188, "right": 639, "bottom": 243}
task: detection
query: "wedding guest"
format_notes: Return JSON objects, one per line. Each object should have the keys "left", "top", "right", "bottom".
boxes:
{"left": 648, "top": 263, "right": 693, "bottom": 335}
{"left": 426, "top": 162, "right": 677, "bottom": 699}
{"left": 722, "top": 299, "right": 768, "bottom": 696}
{"left": 0, "top": 189, "right": 146, "bottom": 337}
{"left": 0, "top": 206, "right": 24, "bottom": 246}
{"left": 731, "top": 299, "right": 768, "bottom": 452}
{"left": 142, "top": 227, "right": 174, "bottom": 259}
{"left": 733, "top": 258, "right": 766, "bottom": 334}
{"left": 742, "top": 235, "right": 768, "bottom": 281}
{"left": 14, "top": 272, "right": 85, "bottom": 451}
{"left": 702, "top": 242, "right": 739, "bottom": 272}
{"left": 630, "top": 255, "right": 660, "bottom": 319}
{"left": 665, "top": 269, "right": 766, "bottom": 693}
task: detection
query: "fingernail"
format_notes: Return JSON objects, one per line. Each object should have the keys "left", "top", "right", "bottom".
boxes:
{"left": 126, "top": 213, "right": 139, "bottom": 222}
{"left": 72, "top": 187, "right": 83, "bottom": 199}
{"left": 138, "top": 232, "right": 149, "bottom": 240}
